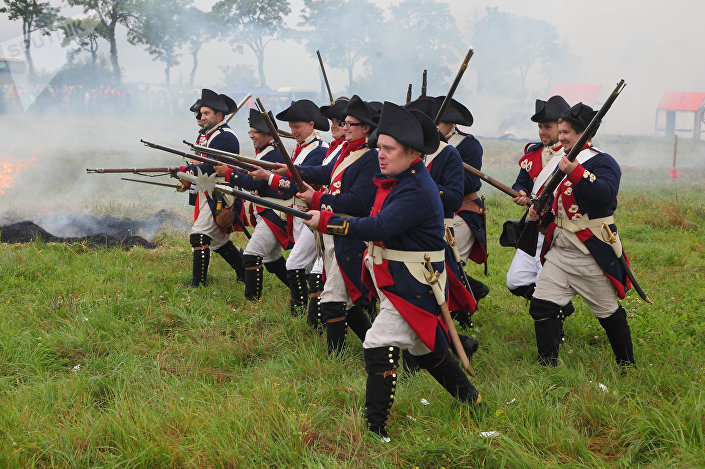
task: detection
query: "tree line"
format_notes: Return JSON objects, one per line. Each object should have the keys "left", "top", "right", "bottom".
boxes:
{"left": 1, "top": 0, "right": 566, "bottom": 101}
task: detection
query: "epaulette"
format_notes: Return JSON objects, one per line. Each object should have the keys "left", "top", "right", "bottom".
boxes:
{"left": 524, "top": 142, "right": 542, "bottom": 154}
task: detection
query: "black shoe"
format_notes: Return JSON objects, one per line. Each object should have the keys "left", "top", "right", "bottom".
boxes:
{"left": 451, "top": 310, "right": 473, "bottom": 329}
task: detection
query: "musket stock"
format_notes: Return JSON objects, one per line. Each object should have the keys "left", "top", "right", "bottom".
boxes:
{"left": 463, "top": 163, "right": 521, "bottom": 198}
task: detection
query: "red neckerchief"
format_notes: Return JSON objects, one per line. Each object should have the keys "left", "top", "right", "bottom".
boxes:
{"left": 292, "top": 137, "right": 315, "bottom": 163}
{"left": 326, "top": 138, "right": 366, "bottom": 194}
{"left": 326, "top": 135, "right": 345, "bottom": 157}
{"left": 255, "top": 141, "right": 274, "bottom": 155}
{"left": 331, "top": 138, "right": 366, "bottom": 173}
{"left": 370, "top": 178, "right": 398, "bottom": 218}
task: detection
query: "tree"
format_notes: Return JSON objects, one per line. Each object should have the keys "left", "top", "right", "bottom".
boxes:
{"left": 0, "top": 0, "right": 61, "bottom": 77}
{"left": 213, "top": 0, "right": 291, "bottom": 88}
{"left": 299, "top": 0, "right": 384, "bottom": 95}
{"left": 181, "top": 5, "right": 217, "bottom": 88}
{"left": 60, "top": 17, "right": 107, "bottom": 68}
{"left": 66, "top": 0, "right": 142, "bottom": 83}
{"left": 472, "top": 7, "right": 564, "bottom": 102}
{"left": 127, "top": 0, "right": 190, "bottom": 86}
{"left": 360, "top": 0, "right": 463, "bottom": 100}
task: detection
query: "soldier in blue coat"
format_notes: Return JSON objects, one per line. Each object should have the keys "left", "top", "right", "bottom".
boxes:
{"left": 288, "top": 95, "right": 378, "bottom": 354}
{"left": 303, "top": 102, "right": 481, "bottom": 439}
{"left": 433, "top": 96, "right": 490, "bottom": 301}
{"left": 175, "top": 89, "right": 245, "bottom": 287}
{"left": 215, "top": 109, "right": 292, "bottom": 300}
{"left": 528, "top": 103, "right": 635, "bottom": 367}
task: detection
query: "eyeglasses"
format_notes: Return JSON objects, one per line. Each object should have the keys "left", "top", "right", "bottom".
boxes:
{"left": 341, "top": 121, "right": 364, "bottom": 128}
{"left": 247, "top": 130, "right": 264, "bottom": 136}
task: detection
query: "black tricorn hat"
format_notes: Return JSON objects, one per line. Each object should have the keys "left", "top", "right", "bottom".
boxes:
{"left": 560, "top": 102, "right": 599, "bottom": 134}
{"left": 276, "top": 99, "right": 330, "bottom": 131}
{"left": 403, "top": 97, "right": 437, "bottom": 120}
{"left": 432, "top": 96, "right": 473, "bottom": 126}
{"left": 319, "top": 97, "right": 349, "bottom": 121}
{"left": 369, "top": 101, "right": 384, "bottom": 112}
{"left": 531, "top": 95, "right": 570, "bottom": 123}
{"left": 190, "top": 99, "right": 201, "bottom": 113}
{"left": 249, "top": 108, "right": 277, "bottom": 135}
{"left": 200, "top": 88, "right": 230, "bottom": 114}
{"left": 343, "top": 95, "right": 379, "bottom": 128}
{"left": 369, "top": 101, "right": 440, "bottom": 155}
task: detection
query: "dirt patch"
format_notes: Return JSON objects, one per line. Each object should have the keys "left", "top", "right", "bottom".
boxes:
{"left": 0, "top": 220, "right": 156, "bottom": 249}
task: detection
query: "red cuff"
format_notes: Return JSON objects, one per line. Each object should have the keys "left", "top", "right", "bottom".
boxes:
{"left": 179, "top": 165, "right": 187, "bottom": 171}
{"left": 286, "top": 169, "right": 293, "bottom": 180}
{"left": 224, "top": 168, "right": 234, "bottom": 182}
{"left": 270, "top": 174, "right": 282, "bottom": 190}
{"left": 311, "top": 190, "right": 323, "bottom": 210}
{"left": 317, "top": 210, "right": 335, "bottom": 234}
{"left": 568, "top": 163, "right": 585, "bottom": 186}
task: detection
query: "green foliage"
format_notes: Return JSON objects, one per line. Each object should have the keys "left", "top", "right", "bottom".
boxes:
{"left": 0, "top": 143, "right": 703, "bottom": 466}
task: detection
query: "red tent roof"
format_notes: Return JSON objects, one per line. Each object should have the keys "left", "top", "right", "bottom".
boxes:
{"left": 547, "top": 83, "right": 601, "bottom": 106}
{"left": 657, "top": 92, "right": 705, "bottom": 111}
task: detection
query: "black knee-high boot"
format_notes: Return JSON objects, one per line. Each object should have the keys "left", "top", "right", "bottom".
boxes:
{"left": 416, "top": 348, "right": 480, "bottom": 404}
{"left": 286, "top": 269, "right": 309, "bottom": 316}
{"left": 466, "top": 275, "right": 490, "bottom": 300}
{"left": 243, "top": 254, "right": 263, "bottom": 300}
{"left": 598, "top": 305, "right": 636, "bottom": 367}
{"left": 188, "top": 234, "right": 211, "bottom": 287}
{"left": 214, "top": 240, "right": 245, "bottom": 282}
{"left": 363, "top": 346, "right": 400, "bottom": 438}
{"left": 264, "top": 256, "right": 289, "bottom": 287}
{"left": 402, "top": 350, "right": 421, "bottom": 374}
{"left": 321, "top": 301, "right": 347, "bottom": 354}
{"left": 346, "top": 305, "right": 372, "bottom": 342}
{"left": 529, "top": 298, "right": 563, "bottom": 366}
{"left": 508, "top": 283, "right": 535, "bottom": 299}
{"left": 450, "top": 334, "right": 479, "bottom": 361}
{"left": 306, "top": 273, "right": 323, "bottom": 330}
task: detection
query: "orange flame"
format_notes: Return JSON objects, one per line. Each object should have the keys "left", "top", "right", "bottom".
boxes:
{"left": 0, "top": 155, "right": 37, "bottom": 195}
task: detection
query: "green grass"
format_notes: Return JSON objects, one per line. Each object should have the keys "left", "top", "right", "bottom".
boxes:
{"left": 1, "top": 152, "right": 705, "bottom": 467}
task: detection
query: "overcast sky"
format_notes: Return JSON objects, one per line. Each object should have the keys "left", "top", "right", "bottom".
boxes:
{"left": 1, "top": 0, "right": 704, "bottom": 135}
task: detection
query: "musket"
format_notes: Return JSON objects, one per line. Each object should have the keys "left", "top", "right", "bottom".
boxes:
{"left": 255, "top": 98, "right": 307, "bottom": 198}
{"left": 175, "top": 170, "right": 312, "bottom": 220}
{"left": 140, "top": 139, "right": 252, "bottom": 173}
{"left": 278, "top": 129, "right": 296, "bottom": 139}
{"left": 421, "top": 69, "right": 427, "bottom": 99}
{"left": 406, "top": 84, "right": 412, "bottom": 104}
{"left": 183, "top": 141, "right": 278, "bottom": 171}
{"left": 316, "top": 49, "right": 335, "bottom": 106}
{"left": 423, "top": 254, "right": 475, "bottom": 378}
{"left": 225, "top": 92, "right": 252, "bottom": 125}
{"left": 121, "top": 177, "right": 179, "bottom": 189}
{"left": 516, "top": 79, "right": 626, "bottom": 256}
{"left": 87, "top": 167, "right": 174, "bottom": 175}
{"left": 481, "top": 195, "right": 488, "bottom": 276}
{"left": 434, "top": 48, "right": 474, "bottom": 126}
{"left": 463, "top": 163, "right": 521, "bottom": 198}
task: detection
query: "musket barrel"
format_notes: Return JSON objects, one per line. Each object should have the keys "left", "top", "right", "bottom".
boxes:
{"left": 87, "top": 167, "right": 172, "bottom": 174}
{"left": 185, "top": 141, "right": 278, "bottom": 171}
{"left": 316, "top": 50, "right": 335, "bottom": 105}
{"left": 463, "top": 163, "right": 520, "bottom": 198}
{"left": 434, "top": 47, "right": 474, "bottom": 125}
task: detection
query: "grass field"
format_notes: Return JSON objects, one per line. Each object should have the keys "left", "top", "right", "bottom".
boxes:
{"left": 1, "top": 130, "right": 705, "bottom": 467}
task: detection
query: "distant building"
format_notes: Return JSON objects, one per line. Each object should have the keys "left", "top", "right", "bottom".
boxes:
{"left": 655, "top": 91, "right": 705, "bottom": 140}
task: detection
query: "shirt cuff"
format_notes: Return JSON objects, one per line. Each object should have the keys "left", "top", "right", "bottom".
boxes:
{"left": 269, "top": 173, "right": 282, "bottom": 190}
